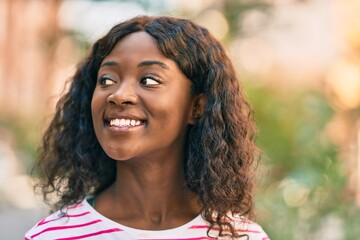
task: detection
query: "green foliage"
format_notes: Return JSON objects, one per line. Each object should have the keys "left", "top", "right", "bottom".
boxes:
{"left": 0, "top": 115, "right": 40, "bottom": 172}
{"left": 223, "top": 0, "right": 270, "bottom": 39}
{"left": 245, "top": 82, "right": 360, "bottom": 239}
{"left": 2, "top": 1, "right": 359, "bottom": 238}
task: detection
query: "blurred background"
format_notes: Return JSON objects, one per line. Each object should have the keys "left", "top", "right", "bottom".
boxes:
{"left": 1, "top": 0, "right": 360, "bottom": 239}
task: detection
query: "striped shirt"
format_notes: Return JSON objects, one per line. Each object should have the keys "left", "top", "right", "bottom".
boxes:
{"left": 24, "top": 199, "right": 270, "bottom": 239}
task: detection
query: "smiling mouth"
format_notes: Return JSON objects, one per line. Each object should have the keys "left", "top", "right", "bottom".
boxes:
{"left": 105, "top": 118, "right": 145, "bottom": 128}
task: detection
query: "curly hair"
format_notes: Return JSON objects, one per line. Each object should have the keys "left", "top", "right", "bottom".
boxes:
{"left": 33, "top": 15, "right": 258, "bottom": 238}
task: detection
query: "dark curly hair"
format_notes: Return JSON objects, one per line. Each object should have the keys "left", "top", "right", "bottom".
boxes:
{"left": 33, "top": 15, "right": 258, "bottom": 238}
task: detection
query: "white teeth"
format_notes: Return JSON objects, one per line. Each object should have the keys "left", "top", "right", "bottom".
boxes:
{"left": 109, "top": 118, "right": 142, "bottom": 127}
{"left": 120, "top": 119, "right": 126, "bottom": 126}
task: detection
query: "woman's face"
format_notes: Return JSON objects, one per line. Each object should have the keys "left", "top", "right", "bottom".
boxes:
{"left": 91, "top": 31, "right": 196, "bottom": 162}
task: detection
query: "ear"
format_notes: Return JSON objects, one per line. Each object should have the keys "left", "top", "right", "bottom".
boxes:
{"left": 188, "top": 93, "right": 206, "bottom": 125}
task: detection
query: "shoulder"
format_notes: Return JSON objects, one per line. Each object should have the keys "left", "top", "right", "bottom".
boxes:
{"left": 206, "top": 214, "right": 270, "bottom": 240}
{"left": 227, "top": 215, "right": 270, "bottom": 240}
{"left": 24, "top": 199, "right": 92, "bottom": 240}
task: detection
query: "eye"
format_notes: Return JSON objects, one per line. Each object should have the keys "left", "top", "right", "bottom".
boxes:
{"left": 140, "top": 76, "right": 161, "bottom": 86}
{"left": 98, "top": 75, "right": 116, "bottom": 86}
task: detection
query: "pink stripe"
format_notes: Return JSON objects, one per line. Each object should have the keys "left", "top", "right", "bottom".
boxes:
{"left": 238, "top": 229, "right": 261, "bottom": 234}
{"left": 55, "top": 228, "right": 123, "bottom": 240}
{"left": 37, "top": 218, "right": 50, "bottom": 226}
{"left": 189, "top": 223, "right": 263, "bottom": 232}
{"left": 263, "top": 237, "right": 270, "bottom": 240}
{"left": 210, "top": 227, "right": 261, "bottom": 234}
{"left": 231, "top": 218, "right": 253, "bottom": 224}
{"left": 189, "top": 225, "right": 262, "bottom": 234}
{"left": 188, "top": 225, "right": 208, "bottom": 229}
{"left": 37, "top": 212, "right": 91, "bottom": 226}
{"left": 139, "top": 238, "right": 211, "bottom": 240}
{"left": 31, "top": 220, "right": 102, "bottom": 238}
{"left": 68, "top": 203, "right": 84, "bottom": 209}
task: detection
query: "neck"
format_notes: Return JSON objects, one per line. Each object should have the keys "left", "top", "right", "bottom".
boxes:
{"left": 116, "top": 157, "right": 188, "bottom": 212}
{"left": 95, "top": 155, "right": 201, "bottom": 230}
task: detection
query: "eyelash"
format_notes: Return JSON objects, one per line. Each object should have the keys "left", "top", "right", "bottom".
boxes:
{"left": 97, "top": 74, "right": 162, "bottom": 87}
{"left": 98, "top": 75, "right": 115, "bottom": 86}
{"left": 140, "top": 75, "right": 161, "bottom": 86}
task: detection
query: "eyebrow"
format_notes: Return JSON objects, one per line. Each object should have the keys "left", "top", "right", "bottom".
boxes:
{"left": 100, "top": 60, "right": 170, "bottom": 70}
{"left": 137, "top": 60, "right": 169, "bottom": 70}
{"left": 100, "top": 60, "right": 170, "bottom": 69}
{"left": 100, "top": 61, "right": 119, "bottom": 68}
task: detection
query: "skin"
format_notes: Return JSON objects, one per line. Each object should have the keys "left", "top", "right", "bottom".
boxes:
{"left": 91, "top": 32, "right": 203, "bottom": 230}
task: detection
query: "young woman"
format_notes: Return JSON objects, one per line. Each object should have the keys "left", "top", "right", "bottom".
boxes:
{"left": 25, "top": 16, "right": 270, "bottom": 239}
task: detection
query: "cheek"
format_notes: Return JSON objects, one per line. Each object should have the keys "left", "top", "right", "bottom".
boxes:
{"left": 154, "top": 97, "right": 192, "bottom": 130}
{"left": 91, "top": 90, "right": 105, "bottom": 130}
{"left": 91, "top": 98, "right": 98, "bottom": 124}
{"left": 91, "top": 88, "right": 104, "bottom": 113}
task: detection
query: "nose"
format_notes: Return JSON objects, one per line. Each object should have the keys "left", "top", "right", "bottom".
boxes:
{"left": 107, "top": 81, "right": 138, "bottom": 106}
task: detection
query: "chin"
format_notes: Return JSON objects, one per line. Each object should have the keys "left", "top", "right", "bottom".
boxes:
{"left": 105, "top": 150, "right": 136, "bottom": 161}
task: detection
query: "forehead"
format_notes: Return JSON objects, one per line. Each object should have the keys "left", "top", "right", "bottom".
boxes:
{"left": 106, "top": 32, "right": 162, "bottom": 59}
{"left": 101, "top": 31, "right": 182, "bottom": 73}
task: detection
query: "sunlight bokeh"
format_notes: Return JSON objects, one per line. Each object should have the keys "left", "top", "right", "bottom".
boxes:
{"left": 1, "top": 0, "right": 359, "bottom": 239}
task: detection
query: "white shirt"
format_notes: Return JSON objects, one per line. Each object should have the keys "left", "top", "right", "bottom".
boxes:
{"left": 25, "top": 198, "right": 270, "bottom": 240}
